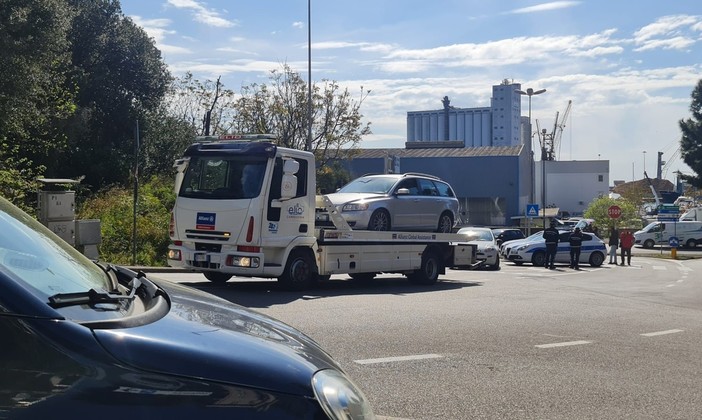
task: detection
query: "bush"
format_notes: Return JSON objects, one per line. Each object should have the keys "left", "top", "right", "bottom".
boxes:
{"left": 78, "top": 176, "right": 174, "bottom": 266}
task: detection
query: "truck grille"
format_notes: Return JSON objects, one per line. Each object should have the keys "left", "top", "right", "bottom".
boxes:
{"left": 185, "top": 229, "right": 231, "bottom": 241}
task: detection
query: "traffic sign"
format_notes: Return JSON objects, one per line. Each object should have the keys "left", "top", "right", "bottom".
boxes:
{"left": 669, "top": 236, "right": 680, "bottom": 248}
{"left": 607, "top": 205, "right": 622, "bottom": 219}
{"left": 526, "top": 204, "right": 539, "bottom": 218}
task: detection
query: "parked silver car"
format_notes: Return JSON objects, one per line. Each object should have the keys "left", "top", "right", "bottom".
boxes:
{"left": 323, "top": 173, "right": 459, "bottom": 232}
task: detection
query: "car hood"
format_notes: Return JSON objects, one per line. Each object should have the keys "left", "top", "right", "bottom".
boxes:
{"left": 324, "top": 192, "right": 385, "bottom": 206}
{"left": 92, "top": 279, "right": 340, "bottom": 397}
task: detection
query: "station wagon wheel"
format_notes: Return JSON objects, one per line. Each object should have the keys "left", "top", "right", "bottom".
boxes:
{"left": 685, "top": 238, "right": 697, "bottom": 248}
{"left": 436, "top": 212, "right": 453, "bottom": 233}
{"left": 531, "top": 250, "right": 546, "bottom": 267}
{"left": 643, "top": 239, "right": 655, "bottom": 249}
{"left": 588, "top": 251, "right": 604, "bottom": 267}
{"left": 279, "top": 249, "right": 316, "bottom": 290}
{"left": 203, "top": 272, "right": 233, "bottom": 283}
{"left": 368, "top": 209, "right": 391, "bottom": 231}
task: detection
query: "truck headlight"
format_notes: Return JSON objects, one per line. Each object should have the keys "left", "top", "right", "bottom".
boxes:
{"left": 342, "top": 203, "right": 369, "bottom": 212}
{"left": 312, "top": 369, "right": 374, "bottom": 420}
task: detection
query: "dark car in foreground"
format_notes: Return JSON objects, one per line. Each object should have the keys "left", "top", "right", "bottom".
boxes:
{"left": 0, "top": 196, "right": 374, "bottom": 419}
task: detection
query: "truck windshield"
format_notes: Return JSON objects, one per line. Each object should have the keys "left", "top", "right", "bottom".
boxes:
{"left": 179, "top": 156, "right": 267, "bottom": 199}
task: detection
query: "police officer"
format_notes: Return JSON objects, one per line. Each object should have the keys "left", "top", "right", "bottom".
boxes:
{"left": 543, "top": 220, "right": 559, "bottom": 269}
{"left": 569, "top": 227, "right": 583, "bottom": 270}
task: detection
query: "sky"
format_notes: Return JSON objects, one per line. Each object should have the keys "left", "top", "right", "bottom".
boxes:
{"left": 118, "top": 0, "right": 702, "bottom": 186}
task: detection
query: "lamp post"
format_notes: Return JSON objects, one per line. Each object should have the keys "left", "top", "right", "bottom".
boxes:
{"left": 306, "top": 0, "right": 312, "bottom": 152}
{"left": 516, "top": 87, "right": 546, "bottom": 227}
{"left": 643, "top": 150, "right": 647, "bottom": 175}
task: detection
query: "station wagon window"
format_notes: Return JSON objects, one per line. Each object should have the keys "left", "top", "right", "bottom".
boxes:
{"left": 416, "top": 178, "right": 439, "bottom": 196}
{"left": 433, "top": 181, "right": 454, "bottom": 197}
{"left": 395, "top": 178, "right": 419, "bottom": 195}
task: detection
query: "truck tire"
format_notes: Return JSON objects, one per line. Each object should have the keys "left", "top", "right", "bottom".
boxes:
{"left": 436, "top": 212, "right": 453, "bottom": 233}
{"left": 203, "top": 272, "right": 233, "bottom": 283}
{"left": 279, "top": 249, "right": 316, "bottom": 290}
{"left": 643, "top": 239, "right": 655, "bottom": 249}
{"left": 367, "top": 209, "right": 391, "bottom": 231}
{"left": 685, "top": 238, "right": 697, "bottom": 248}
{"left": 408, "top": 249, "right": 441, "bottom": 285}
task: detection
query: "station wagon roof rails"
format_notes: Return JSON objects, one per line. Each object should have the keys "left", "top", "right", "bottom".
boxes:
{"left": 401, "top": 172, "right": 442, "bottom": 180}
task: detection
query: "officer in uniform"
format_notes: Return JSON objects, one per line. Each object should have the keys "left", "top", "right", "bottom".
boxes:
{"left": 569, "top": 227, "right": 584, "bottom": 270}
{"left": 542, "top": 220, "right": 560, "bottom": 269}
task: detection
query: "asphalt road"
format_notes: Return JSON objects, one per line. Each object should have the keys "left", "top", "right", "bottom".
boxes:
{"left": 152, "top": 254, "right": 702, "bottom": 420}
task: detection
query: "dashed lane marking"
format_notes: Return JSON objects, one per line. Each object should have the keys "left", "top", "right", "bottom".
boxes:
{"left": 535, "top": 340, "right": 591, "bottom": 349}
{"left": 355, "top": 353, "right": 443, "bottom": 365}
{"left": 640, "top": 329, "right": 684, "bottom": 337}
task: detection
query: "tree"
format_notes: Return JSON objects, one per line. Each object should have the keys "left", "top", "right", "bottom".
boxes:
{"left": 679, "top": 79, "right": 702, "bottom": 188}
{"left": 167, "top": 72, "right": 237, "bottom": 136}
{"left": 0, "top": 0, "right": 77, "bottom": 208}
{"left": 232, "top": 64, "right": 371, "bottom": 171}
{"left": 583, "top": 196, "right": 643, "bottom": 232}
{"left": 53, "top": 0, "right": 171, "bottom": 190}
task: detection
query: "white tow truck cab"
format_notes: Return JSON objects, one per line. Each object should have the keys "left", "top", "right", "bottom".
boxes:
{"left": 167, "top": 134, "right": 476, "bottom": 289}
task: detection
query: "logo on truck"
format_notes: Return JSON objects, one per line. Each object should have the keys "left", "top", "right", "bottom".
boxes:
{"left": 196, "top": 212, "right": 216, "bottom": 230}
{"left": 287, "top": 203, "right": 305, "bottom": 218}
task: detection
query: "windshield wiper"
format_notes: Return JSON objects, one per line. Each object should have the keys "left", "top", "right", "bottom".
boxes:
{"left": 48, "top": 278, "right": 142, "bottom": 309}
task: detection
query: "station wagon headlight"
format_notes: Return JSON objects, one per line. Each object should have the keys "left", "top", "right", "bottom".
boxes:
{"left": 312, "top": 369, "right": 374, "bottom": 419}
{"left": 342, "top": 202, "right": 369, "bottom": 212}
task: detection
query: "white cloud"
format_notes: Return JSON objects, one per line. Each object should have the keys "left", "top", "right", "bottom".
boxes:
{"left": 166, "top": 0, "right": 237, "bottom": 28}
{"left": 508, "top": 1, "right": 581, "bottom": 15}
{"left": 292, "top": 21, "right": 304, "bottom": 29}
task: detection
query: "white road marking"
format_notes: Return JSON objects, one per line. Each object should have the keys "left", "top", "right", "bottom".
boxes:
{"left": 652, "top": 266, "right": 667, "bottom": 270}
{"left": 355, "top": 353, "right": 443, "bottom": 365}
{"left": 640, "top": 329, "right": 684, "bottom": 337}
{"left": 535, "top": 340, "right": 591, "bottom": 349}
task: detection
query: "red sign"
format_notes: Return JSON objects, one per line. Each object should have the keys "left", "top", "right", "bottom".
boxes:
{"left": 607, "top": 205, "right": 622, "bottom": 219}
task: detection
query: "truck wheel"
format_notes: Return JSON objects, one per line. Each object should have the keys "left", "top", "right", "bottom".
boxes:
{"left": 588, "top": 251, "right": 604, "bottom": 267}
{"left": 436, "top": 212, "right": 453, "bottom": 233}
{"left": 643, "top": 239, "right": 655, "bottom": 249}
{"left": 409, "top": 250, "right": 441, "bottom": 285}
{"left": 279, "top": 249, "right": 316, "bottom": 290}
{"left": 204, "top": 272, "right": 233, "bottom": 283}
{"left": 685, "top": 239, "right": 697, "bottom": 248}
{"left": 350, "top": 272, "right": 376, "bottom": 284}
{"left": 368, "top": 209, "right": 391, "bottom": 231}
{"left": 531, "top": 251, "right": 546, "bottom": 267}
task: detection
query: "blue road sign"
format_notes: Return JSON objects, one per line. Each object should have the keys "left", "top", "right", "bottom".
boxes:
{"left": 669, "top": 236, "right": 679, "bottom": 248}
{"left": 526, "top": 204, "right": 539, "bottom": 218}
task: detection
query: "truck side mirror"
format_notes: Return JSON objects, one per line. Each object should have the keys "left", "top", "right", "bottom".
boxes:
{"left": 280, "top": 158, "right": 299, "bottom": 200}
{"left": 173, "top": 158, "right": 189, "bottom": 194}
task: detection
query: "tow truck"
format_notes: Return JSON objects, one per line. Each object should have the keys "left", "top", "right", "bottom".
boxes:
{"left": 167, "top": 134, "right": 476, "bottom": 290}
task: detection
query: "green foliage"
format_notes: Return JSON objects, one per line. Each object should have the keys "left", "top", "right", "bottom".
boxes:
{"left": 78, "top": 176, "right": 175, "bottom": 266}
{"left": 679, "top": 79, "right": 702, "bottom": 187}
{"left": 583, "top": 196, "right": 643, "bottom": 232}
{"left": 317, "top": 161, "right": 352, "bottom": 194}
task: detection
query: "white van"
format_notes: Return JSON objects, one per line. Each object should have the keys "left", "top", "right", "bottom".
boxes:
{"left": 679, "top": 207, "right": 702, "bottom": 221}
{"left": 634, "top": 221, "right": 702, "bottom": 248}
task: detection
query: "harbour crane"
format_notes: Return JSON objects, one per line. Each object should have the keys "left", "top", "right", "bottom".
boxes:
{"left": 536, "top": 100, "right": 572, "bottom": 161}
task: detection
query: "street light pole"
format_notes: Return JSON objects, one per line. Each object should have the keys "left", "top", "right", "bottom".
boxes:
{"left": 306, "top": 0, "right": 312, "bottom": 152}
{"left": 516, "top": 87, "right": 546, "bottom": 227}
{"left": 643, "top": 150, "right": 647, "bottom": 175}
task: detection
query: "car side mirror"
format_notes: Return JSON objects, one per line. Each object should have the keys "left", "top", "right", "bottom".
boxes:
{"left": 396, "top": 188, "right": 410, "bottom": 195}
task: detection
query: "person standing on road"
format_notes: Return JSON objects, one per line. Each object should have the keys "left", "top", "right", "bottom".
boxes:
{"left": 608, "top": 225, "right": 619, "bottom": 264}
{"left": 569, "top": 227, "right": 583, "bottom": 270}
{"left": 619, "top": 229, "right": 635, "bottom": 266}
{"left": 543, "top": 221, "right": 560, "bottom": 269}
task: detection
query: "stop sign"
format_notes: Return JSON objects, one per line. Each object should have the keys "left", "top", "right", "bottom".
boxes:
{"left": 608, "top": 205, "right": 622, "bottom": 219}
